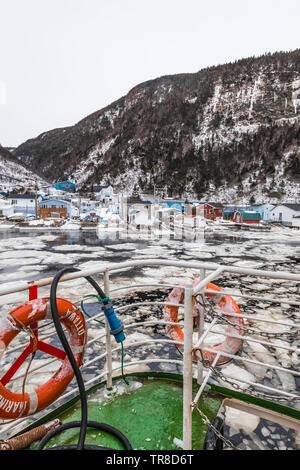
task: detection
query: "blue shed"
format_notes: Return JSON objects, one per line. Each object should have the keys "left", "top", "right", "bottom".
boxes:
{"left": 53, "top": 181, "right": 76, "bottom": 193}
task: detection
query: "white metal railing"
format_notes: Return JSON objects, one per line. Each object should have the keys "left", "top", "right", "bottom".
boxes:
{"left": 0, "top": 259, "right": 299, "bottom": 448}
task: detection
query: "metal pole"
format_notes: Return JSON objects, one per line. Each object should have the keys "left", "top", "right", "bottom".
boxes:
{"left": 35, "top": 180, "right": 38, "bottom": 218}
{"left": 183, "top": 281, "right": 193, "bottom": 450}
{"left": 103, "top": 270, "right": 113, "bottom": 389}
{"left": 197, "top": 269, "right": 205, "bottom": 385}
{"left": 193, "top": 351, "right": 221, "bottom": 408}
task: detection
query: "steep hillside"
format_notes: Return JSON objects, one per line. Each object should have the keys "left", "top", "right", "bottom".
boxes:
{"left": 14, "top": 50, "right": 300, "bottom": 202}
{"left": 0, "top": 145, "right": 46, "bottom": 190}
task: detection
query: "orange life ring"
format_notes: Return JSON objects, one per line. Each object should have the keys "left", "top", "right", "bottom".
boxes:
{"left": 163, "top": 279, "right": 244, "bottom": 365}
{"left": 0, "top": 297, "right": 87, "bottom": 420}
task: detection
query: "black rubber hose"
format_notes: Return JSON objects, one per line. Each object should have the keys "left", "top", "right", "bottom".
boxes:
{"left": 37, "top": 421, "right": 132, "bottom": 451}
{"left": 38, "top": 267, "right": 132, "bottom": 451}
{"left": 84, "top": 275, "right": 106, "bottom": 300}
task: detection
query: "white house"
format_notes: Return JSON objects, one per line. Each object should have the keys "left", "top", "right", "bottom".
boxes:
{"left": 80, "top": 199, "right": 100, "bottom": 213}
{"left": 129, "top": 209, "right": 152, "bottom": 227}
{"left": 71, "top": 197, "right": 101, "bottom": 217}
{"left": 6, "top": 193, "right": 42, "bottom": 216}
{"left": 270, "top": 204, "right": 300, "bottom": 226}
{"left": 154, "top": 207, "right": 182, "bottom": 223}
{"left": 93, "top": 185, "right": 115, "bottom": 205}
{"left": 126, "top": 198, "right": 153, "bottom": 227}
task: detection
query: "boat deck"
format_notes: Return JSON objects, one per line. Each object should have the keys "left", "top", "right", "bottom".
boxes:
{"left": 0, "top": 258, "right": 299, "bottom": 450}
{"left": 29, "top": 376, "right": 222, "bottom": 450}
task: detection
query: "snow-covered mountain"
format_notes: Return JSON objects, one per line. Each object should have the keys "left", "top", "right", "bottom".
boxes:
{"left": 14, "top": 49, "right": 300, "bottom": 203}
{"left": 0, "top": 145, "right": 47, "bottom": 192}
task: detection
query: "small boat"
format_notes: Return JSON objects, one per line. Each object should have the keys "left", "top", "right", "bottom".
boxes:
{"left": 0, "top": 259, "right": 299, "bottom": 451}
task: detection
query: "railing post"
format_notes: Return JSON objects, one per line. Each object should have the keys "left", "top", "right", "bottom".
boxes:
{"left": 183, "top": 281, "right": 193, "bottom": 450}
{"left": 197, "top": 269, "right": 205, "bottom": 384}
{"left": 104, "top": 270, "right": 113, "bottom": 389}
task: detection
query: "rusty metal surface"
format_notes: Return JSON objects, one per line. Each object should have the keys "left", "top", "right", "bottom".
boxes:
{"left": 0, "top": 418, "right": 61, "bottom": 450}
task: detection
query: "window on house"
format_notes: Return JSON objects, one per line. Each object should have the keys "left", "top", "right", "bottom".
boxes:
{"left": 11, "top": 200, "right": 18, "bottom": 205}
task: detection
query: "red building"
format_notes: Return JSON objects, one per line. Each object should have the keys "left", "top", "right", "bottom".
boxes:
{"left": 198, "top": 203, "right": 223, "bottom": 220}
{"left": 233, "top": 211, "right": 261, "bottom": 224}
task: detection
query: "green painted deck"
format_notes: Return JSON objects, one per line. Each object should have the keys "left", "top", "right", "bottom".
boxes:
{"left": 31, "top": 376, "right": 222, "bottom": 450}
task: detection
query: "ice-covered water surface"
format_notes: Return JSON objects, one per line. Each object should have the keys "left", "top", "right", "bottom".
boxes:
{"left": 0, "top": 225, "right": 298, "bottom": 307}
{"left": 0, "top": 225, "right": 299, "bottom": 446}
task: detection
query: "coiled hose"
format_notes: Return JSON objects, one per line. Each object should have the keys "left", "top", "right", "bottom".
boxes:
{"left": 37, "top": 267, "right": 132, "bottom": 451}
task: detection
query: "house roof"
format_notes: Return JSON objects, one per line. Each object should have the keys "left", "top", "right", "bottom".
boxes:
{"left": 208, "top": 202, "right": 224, "bottom": 208}
{"left": 53, "top": 180, "right": 75, "bottom": 185}
{"left": 200, "top": 202, "right": 224, "bottom": 209}
{"left": 247, "top": 203, "right": 275, "bottom": 209}
{"left": 157, "top": 207, "right": 181, "bottom": 212}
{"left": 92, "top": 185, "right": 110, "bottom": 192}
{"left": 280, "top": 204, "right": 300, "bottom": 211}
{"left": 127, "top": 196, "right": 152, "bottom": 204}
{"left": 7, "top": 193, "right": 36, "bottom": 199}
{"left": 39, "top": 198, "right": 70, "bottom": 205}
{"left": 240, "top": 211, "right": 261, "bottom": 220}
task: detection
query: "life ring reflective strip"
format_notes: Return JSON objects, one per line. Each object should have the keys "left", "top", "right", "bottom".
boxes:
{"left": 0, "top": 297, "right": 87, "bottom": 420}
{"left": 163, "top": 280, "right": 244, "bottom": 365}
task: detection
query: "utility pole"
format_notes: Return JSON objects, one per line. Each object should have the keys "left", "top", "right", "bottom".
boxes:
{"left": 35, "top": 180, "right": 38, "bottom": 218}
{"left": 78, "top": 190, "right": 81, "bottom": 218}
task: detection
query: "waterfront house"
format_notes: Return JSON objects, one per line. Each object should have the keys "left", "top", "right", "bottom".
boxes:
{"left": 124, "top": 196, "right": 153, "bottom": 226}
{"left": 233, "top": 210, "right": 261, "bottom": 224}
{"left": 197, "top": 203, "right": 224, "bottom": 220}
{"left": 39, "top": 198, "right": 71, "bottom": 218}
{"left": 77, "top": 198, "right": 100, "bottom": 215}
{"left": 270, "top": 204, "right": 300, "bottom": 226}
{"left": 6, "top": 193, "right": 42, "bottom": 216}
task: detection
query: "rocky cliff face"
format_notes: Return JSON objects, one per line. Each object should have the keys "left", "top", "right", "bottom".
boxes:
{"left": 14, "top": 50, "right": 300, "bottom": 202}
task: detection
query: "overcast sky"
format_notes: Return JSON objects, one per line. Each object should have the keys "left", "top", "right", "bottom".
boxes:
{"left": 0, "top": 0, "right": 299, "bottom": 147}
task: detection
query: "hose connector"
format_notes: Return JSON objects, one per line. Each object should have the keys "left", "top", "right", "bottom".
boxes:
{"left": 102, "top": 302, "right": 125, "bottom": 343}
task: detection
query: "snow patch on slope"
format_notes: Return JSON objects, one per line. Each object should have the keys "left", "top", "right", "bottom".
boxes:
{"left": 71, "top": 137, "right": 117, "bottom": 185}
